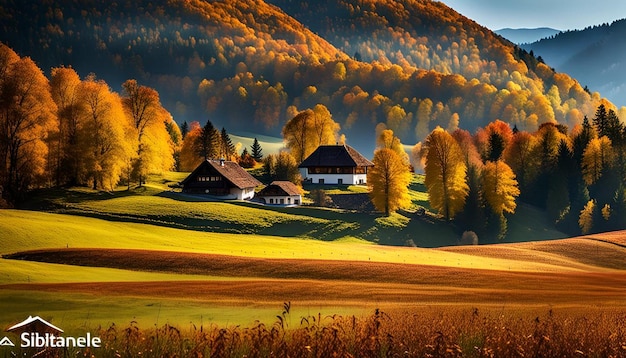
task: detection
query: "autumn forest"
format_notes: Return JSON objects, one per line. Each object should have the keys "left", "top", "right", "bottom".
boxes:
{"left": 1, "top": 0, "right": 626, "bottom": 238}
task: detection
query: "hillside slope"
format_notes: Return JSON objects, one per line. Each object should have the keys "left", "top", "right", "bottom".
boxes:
{"left": 0, "top": 0, "right": 615, "bottom": 154}
{"left": 524, "top": 19, "right": 626, "bottom": 107}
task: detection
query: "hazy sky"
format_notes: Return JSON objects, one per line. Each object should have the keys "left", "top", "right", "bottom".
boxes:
{"left": 442, "top": 0, "right": 626, "bottom": 31}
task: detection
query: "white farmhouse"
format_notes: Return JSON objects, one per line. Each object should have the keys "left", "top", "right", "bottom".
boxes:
{"left": 257, "top": 181, "right": 302, "bottom": 206}
{"left": 299, "top": 145, "right": 374, "bottom": 185}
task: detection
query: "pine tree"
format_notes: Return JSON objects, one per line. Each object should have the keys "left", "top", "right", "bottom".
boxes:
{"left": 220, "top": 127, "right": 235, "bottom": 160}
{"left": 251, "top": 137, "right": 263, "bottom": 161}
{"left": 180, "top": 121, "right": 189, "bottom": 139}
{"left": 197, "top": 120, "right": 219, "bottom": 160}
{"left": 593, "top": 104, "right": 608, "bottom": 138}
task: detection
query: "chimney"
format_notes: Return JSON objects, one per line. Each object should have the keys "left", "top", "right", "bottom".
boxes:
{"left": 219, "top": 158, "right": 225, "bottom": 166}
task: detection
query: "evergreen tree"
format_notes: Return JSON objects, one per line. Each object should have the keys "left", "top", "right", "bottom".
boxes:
{"left": 181, "top": 121, "right": 189, "bottom": 139}
{"left": 197, "top": 120, "right": 219, "bottom": 160}
{"left": 251, "top": 137, "right": 263, "bottom": 161}
{"left": 593, "top": 104, "right": 608, "bottom": 138}
{"left": 605, "top": 109, "right": 624, "bottom": 145}
{"left": 220, "top": 127, "right": 235, "bottom": 159}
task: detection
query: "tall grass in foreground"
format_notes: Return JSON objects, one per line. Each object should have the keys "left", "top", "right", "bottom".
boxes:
{"left": 9, "top": 305, "right": 626, "bottom": 357}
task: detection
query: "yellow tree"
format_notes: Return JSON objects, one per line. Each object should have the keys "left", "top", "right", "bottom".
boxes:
{"left": 482, "top": 160, "right": 520, "bottom": 215}
{"left": 368, "top": 148, "right": 412, "bottom": 216}
{"left": 77, "top": 75, "right": 134, "bottom": 190}
{"left": 423, "top": 127, "right": 469, "bottom": 220}
{"left": 0, "top": 50, "right": 57, "bottom": 203}
{"left": 122, "top": 79, "right": 174, "bottom": 185}
{"left": 50, "top": 66, "right": 82, "bottom": 185}
{"left": 179, "top": 121, "right": 203, "bottom": 171}
{"left": 579, "top": 199, "right": 595, "bottom": 234}
{"left": 581, "top": 136, "right": 614, "bottom": 185}
{"left": 482, "top": 160, "right": 520, "bottom": 240}
{"left": 282, "top": 104, "right": 340, "bottom": 162}
{"left": 503, "top": 131, "right": 539, "bottom": 191}
{"left": 377, "top": 128, "right": 409, "bottom": 164}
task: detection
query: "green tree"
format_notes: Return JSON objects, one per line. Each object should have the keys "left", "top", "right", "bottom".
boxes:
{"left": 251, "top": 137, "right": 263, "bottom": 161}
{"left": 180, "top": 121, "right": 189, "bottom": 139}
{"left": 197, "top": 120, "right": 219, "bottom": 160}
{"left": 220, "top": 127, "right": 235, "bottom": 160}
{"left": 266, "top": 152, "right": 301, "bottom": 185}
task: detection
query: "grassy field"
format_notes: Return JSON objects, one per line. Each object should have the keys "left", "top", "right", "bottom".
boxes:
{"left": 1, "top": 208, "right": 625, "bottom": 330}
{"left": 1, "top": 173, "right": 625, "bottom": 356}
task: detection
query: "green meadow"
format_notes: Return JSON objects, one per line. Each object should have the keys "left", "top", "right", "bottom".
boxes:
{"left": 1, "top": 172, "right": 619, "bottom": 336}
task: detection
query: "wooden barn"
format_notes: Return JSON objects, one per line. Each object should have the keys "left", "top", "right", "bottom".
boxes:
{"left": 181, "top": 159, "right": 261, "bottom": 200}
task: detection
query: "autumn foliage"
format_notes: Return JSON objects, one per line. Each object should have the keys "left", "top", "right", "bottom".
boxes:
{"left": 422, "top": 103, "right": 626, "bottom": 239}
{"left": 0, "top": 0, "right": 617, "bottom": 148}
{"left": 0, "top": 42, "right": 178, "bottom": 204}
{"left": 423, "top": 128, "right": 469, "bottom": 220}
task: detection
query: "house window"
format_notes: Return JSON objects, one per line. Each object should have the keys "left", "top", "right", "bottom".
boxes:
{"left": 269, "top": 198, "right": 274, "bottom": 204}
{"left": 295, "top": 199, "right": 300, "bottom": 205}
{"left": 280, "top": 198, "right": 285, "bottom": 204}
{"left": 318, "top": 179, "right": 324, "bottom": 184}
{"left": 287, "top": 198, "right": 291, "bottom": 203}
{"left": 338, "top": 179, "right": 343, "bottom": 185}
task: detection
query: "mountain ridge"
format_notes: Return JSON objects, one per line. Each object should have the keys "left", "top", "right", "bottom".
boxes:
{"left": 524, "top": 18, "right": 626, "bottom": 107}
{"left": 495, "top": 27, "right": 561, "bottom": 45}
{"left": 0, "top": 0, "right": 618, "bottom": 155}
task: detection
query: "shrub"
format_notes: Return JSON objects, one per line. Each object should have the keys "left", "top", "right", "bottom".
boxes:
{"left": 461, "top": 230, "right": 479, "bottom": 245}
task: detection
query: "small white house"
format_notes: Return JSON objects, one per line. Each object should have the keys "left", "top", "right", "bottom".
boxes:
{"left": 299, "top": 145, "right": 374, "bottom": 185}
{"left": 257, "top": 181, "right": 302, "bottom": 206}
{"left": 180, "top": 159, "right": 261, "bottom": 200}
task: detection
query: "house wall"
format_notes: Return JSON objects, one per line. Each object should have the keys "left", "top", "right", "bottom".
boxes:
{"left": 230, "top": 187, "right": 256, "bottom": 200}
{"left": 303, "top": 172, "right": 367, "bottom": 185}
{"left": 260, "top": 195, "right": 301, "bottom": 205}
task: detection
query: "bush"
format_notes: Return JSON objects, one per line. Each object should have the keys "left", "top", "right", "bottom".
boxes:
{"left": 310, "top": 189, "right": 332, "bottom": 207}
{"left": 460, "top": 230, "right": 478, "bottom": 245}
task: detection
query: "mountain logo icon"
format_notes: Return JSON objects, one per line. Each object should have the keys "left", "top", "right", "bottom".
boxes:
{"left": 0, "top": 336, "right": 15, "bottom": 347}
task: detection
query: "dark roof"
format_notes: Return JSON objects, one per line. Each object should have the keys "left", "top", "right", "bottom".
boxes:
{"left": 181, "top": 160, "right": 261, "bottom": 189}
{"left": 299, "top": 145, "right": 374, "bottom": 168}
{"left": 258, "top": 181, "right": 302, "bottom": 197}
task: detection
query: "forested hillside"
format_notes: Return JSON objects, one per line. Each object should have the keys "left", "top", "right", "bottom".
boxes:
{"left": 524, "top": 19, "right": 626, "bottom": 108}
{"left": 0, "top": 0, "right": 620, "bottom": 153}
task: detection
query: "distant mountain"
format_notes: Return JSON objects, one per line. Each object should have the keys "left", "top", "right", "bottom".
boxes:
{"left": 0, "top": 0, "right": 615, "bottom": 155}
{"left": 495, "top": 28, "right": 561, "bottom": 45}
{"left": 523, "top": 19, "right": 626, "bottom": 107}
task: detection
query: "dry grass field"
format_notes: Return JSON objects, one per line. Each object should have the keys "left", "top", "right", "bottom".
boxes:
{"left": 1, "top": 206, "right": 626, "bottom": 356}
